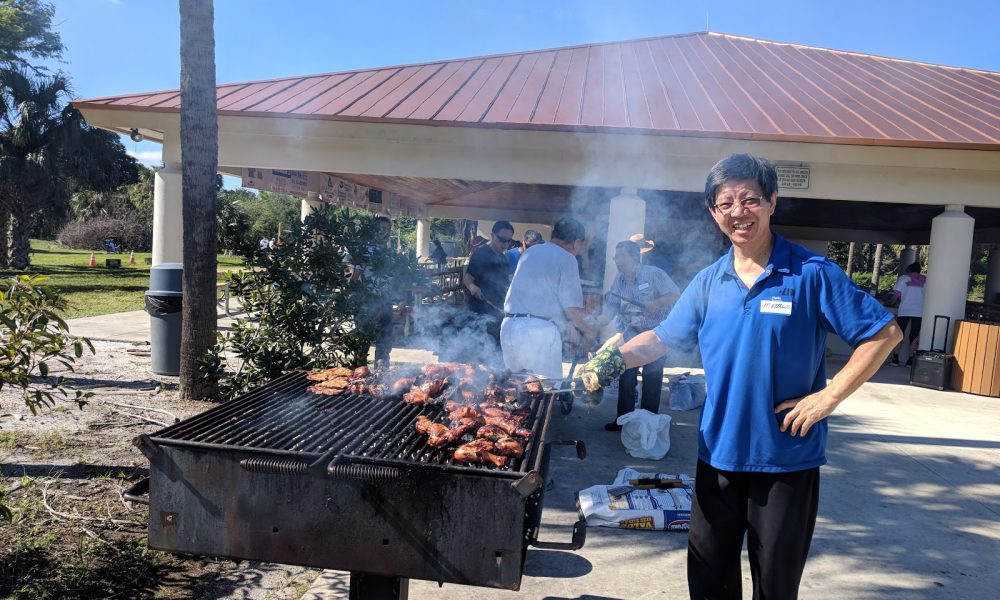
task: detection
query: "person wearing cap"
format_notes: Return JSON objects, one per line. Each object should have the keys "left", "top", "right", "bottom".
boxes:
{"left": 631, "top": 232, "right": 673, "bottom": 275}
{"left": 501, "top": 217, "right": 597, "bottom": 380}
{"left": 579, "top": 154, "right": 901, "bottom": 599}
{"left": 598, "top": 239, "right": 680, "bottom": 431}
{"left": 464, "top": 221, "right": 515, "bottom": 345}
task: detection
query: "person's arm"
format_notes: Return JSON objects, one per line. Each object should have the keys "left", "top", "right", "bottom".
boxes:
{"left": 619, "top": 330, "right": 669, "bottom": 368}
{"left": 776, "top": 320, "right": 902, "bottom": 436}
{"left": 565, "top": 307, "right": 597, "bottom": 346}
{"left": 462, "top": 272, "right": 482, "bottom": 299}
{"left": 644, "top": 290, "right": 679, "bottom": 314}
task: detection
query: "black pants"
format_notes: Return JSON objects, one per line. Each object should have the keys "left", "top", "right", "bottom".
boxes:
{"left": 688, "top": 460, "right": 820, "bottom": 600}
{"left": 617, "top": 354, "right": 667, "bottom": 416}
{"left": 895, "top": 316, "right": 922, "bottom": 356}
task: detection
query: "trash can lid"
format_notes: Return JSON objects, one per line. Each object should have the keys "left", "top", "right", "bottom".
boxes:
{"left": 149, "top": 262, "right": 183, "bottom": 294}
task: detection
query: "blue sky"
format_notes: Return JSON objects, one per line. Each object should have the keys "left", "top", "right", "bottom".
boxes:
{"left": 47, "top": 0, "right": 1000, "bottom": 174}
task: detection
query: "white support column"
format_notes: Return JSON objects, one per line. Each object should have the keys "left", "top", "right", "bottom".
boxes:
{"left": 921, "top": 205, "right": 975, "bottom": 352}
{"left": 300, "top": 194, "right": 323, "bottom": 222}
{"left": 898, "top": 245, "right": 918, "bottom": 275}
{"left": 152, "top": 162, "right": 182, "bottom": 266}
{"left": 416, "top": 218, "right": 430, "bottom": 259}
{"left": 604, "top": 187, "right": 645, "bottom": 291}
{"left": 985, "top": 245, "right": 1000, "bottom": 305}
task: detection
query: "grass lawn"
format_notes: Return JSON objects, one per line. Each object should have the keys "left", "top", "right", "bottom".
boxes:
{"left": 14, "top": 240, "right": 245, "bottom": 319}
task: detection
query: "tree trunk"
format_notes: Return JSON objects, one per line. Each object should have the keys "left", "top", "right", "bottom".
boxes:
{"left": 870, "top": 243, "right": 884, "bottom": 295}
{"left": 7, "top": 200, "right": 32, "bottom": 270}
{"left": 178, "top": 0, "right": 219, "bottom": 400}
{"left": 846, "top": 242, "right": 855, "bottom": 277}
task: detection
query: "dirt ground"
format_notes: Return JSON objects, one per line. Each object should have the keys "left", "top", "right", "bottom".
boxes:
{"left": 0, "top": 340, "right": 319, "bottom": 599}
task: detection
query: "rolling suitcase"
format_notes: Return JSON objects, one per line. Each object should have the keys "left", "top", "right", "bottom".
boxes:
{"left": 909, "top": 315, "right": 954, "bottom": 391}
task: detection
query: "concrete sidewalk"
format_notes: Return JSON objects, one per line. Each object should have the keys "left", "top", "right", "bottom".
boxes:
{"left": 65, "top": 311, "right": 1000, "bottom": 599}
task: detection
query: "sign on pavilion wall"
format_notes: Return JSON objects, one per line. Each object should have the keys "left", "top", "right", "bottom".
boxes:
{"left": 776, "top": 164, "right": 810, "bottom": 189}
{"left": 240, "top": 168, "right": 426, "bottom": 218}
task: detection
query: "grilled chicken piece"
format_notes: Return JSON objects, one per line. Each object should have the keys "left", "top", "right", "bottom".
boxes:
{"left": 313, "top": 377, "right": 350, "bottom": 390}
{"left": 352, "top": 366, "right": 370, "bottom": 380}
{"left": 448, "top": 405, "right": 482, "bottom": 421}
{"left": 306, "top": 366, "right": 354, "bottom": 381}
{"left": 391, "top": 377, "right": 416, "bottom": 395}
{"left": 484, "top": 415, "right": 532, "bottom": 439}
{"left": 448, "top": 417, "right": 480, "bottom": 438}
{"left": 367, "top": 383, "right": 386, "bottom": 400}
{"left": 493, "top": 436, "right": 524, "bottom": 458}
{"left": 453, "top": 439, "right": 506, "bottom": 468}
{"left": 415, "top": 415, "right": 437, "bottom": 435}
{"left": 308, "top": 384, "right": 345, "bottom": 395}
{"left": 418, "top": 378, "right": 448, "bottom": 398}
{"left": 403, "top": 387, "right": 431, "bottom": 405}
{"left": 484, "top": 384, "right": 505, "bottom": 405}
{"left": 475, "top": 424, "right": 507, "bottom": 441}
{"left": 523, "top": 380, "right": 543, "bottom": 393}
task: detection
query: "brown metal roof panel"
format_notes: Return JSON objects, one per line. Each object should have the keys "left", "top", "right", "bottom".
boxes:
{"left": 619, "top": 42, "right": 653, "bottom": 129}
{"left": 735, "top": 40, "right": 864, "bottom": 138}
{"left": 552, "top": 47, "right": 590, "bottom": 125}
{"left": 357, "top": 63, "right": 444, "bottom": 118}
{"left": 599, "top": 44, "right": 628, "bottom": 128}
{"left": 507, "top": 51, "right": 558, "bottom": 123}
{"left": 216, "top": 82, "right": 282, "bottom": 110}
{"left": 654, "top": 38, "right": 728, "bottom": 131}
{"left": 388, "top": 61, "right": 466, "bottom": 119}
{"left": 339, "top": 66, "right": 424, "bottom": 117}
{"left": 797, "top": 46, "right": 967, "bottom": 142}
{"left": 529, "top": 49, "right": 574, "bottom": 124}
{"left": 224, "top": 79, "right": 304, "bottom": 112}
{"left": 249, "top": 76, "right": 337, "bottom": 112}
{"left": 713, "top": 37, "right": 832, "bottom": 137}
{"left": 625, "top": 41, "right": 678, "bottom": 129}
{"left": 760, "top": 43, "right": 910, "bottom": 140}
{"left": 121, "top": 91, "right": 178, "bottom": 108}
{"left": 266, "top": 74, "right": 352, "bottom": 112}
{"left": 408, "top": 60, "right": 483, "bottom": 120}
{"left": 292, "top": 71, "right": 382, "bottom": 114}
{"left": 455, "top": 54, "right": 521, "bottom": 122}
{"left": 682, "top": 35, "right": 777, "bottom": 134}
{"left": 696, "top": 36, "right": 794, "bottom": 134}
{"left": 852, "top": 57, "right": 1000, "bottom": 142}
{"left": 579, "top": 44, "right": 608, "bottom": 126}
{"left": 483, "top": 53, "right": 541, "bottom": 123}
{"left": 434, "top": 57, "right": 504, "bottom": 121}
{"left": 888, "top": 60, "right": 1000, "bottom": 124}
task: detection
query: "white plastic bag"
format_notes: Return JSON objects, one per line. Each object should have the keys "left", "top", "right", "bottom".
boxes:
{"left": 617, "top": 409, "right": 672, "bottom": 460}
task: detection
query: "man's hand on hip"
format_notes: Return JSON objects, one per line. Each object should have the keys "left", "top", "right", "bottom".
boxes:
{"left": 775, "top": 390, "right": 840, "bottom": 437}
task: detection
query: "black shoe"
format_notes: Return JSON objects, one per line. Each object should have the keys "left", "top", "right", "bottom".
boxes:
{"left": 604, "top": 421, "right": 623, "bottom": 432}
{"left": 906, "top": 357, "right": 913, "bottom": 367}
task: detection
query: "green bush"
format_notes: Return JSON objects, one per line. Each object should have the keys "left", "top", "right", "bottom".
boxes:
{"left": 201, "top": 206, "right": 426, "bottom": 401}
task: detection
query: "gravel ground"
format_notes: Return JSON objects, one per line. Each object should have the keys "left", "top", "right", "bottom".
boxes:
{"left": 1, "top": 340, "right": 319, "bottom": 599}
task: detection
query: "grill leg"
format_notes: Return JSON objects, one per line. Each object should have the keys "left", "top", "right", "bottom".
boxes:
{"left": 348, "top": 572, "right": 408, "bottom": 600}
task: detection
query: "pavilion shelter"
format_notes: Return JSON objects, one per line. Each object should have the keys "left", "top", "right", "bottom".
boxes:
{"left": 73, "top": 32, "right": 1000, "bottom": 354}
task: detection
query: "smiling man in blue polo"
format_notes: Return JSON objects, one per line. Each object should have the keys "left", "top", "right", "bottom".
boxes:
{"left": 580, "top": 154, "right": 902, "bottom": 599}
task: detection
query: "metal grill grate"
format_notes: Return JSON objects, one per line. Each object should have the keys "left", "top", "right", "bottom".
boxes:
{"left": 150, "top": 371, "right": 553, "bottom": 476}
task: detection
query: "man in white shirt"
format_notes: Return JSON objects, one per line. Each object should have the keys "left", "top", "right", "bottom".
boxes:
{"left": 891, "top": 261, "right": 927, "bottom": 366}
{"left": 501, "top": 218, "right": 597, "bottom": 380}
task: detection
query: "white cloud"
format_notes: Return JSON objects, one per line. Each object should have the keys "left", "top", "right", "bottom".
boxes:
{"left": 127, "top": 150, "right": 163, "bottom": 166}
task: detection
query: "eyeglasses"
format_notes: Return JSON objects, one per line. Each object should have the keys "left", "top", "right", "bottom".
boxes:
{"left": 713, "top": 195, "right": 767, "bottom": 214}
{"left": 495, "top": 235, "right": 514, "bottom": 246}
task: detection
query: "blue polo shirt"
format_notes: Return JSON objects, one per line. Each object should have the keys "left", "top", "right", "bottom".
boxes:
{"left": 653, "top": 234, "right": 892, "bottom": 473}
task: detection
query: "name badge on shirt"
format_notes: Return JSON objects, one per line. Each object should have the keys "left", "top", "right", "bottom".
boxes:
{"left": 637, "top": 282, "right": 650, "bottom": 291}
{"left": 760, "top": 296, "right": 793, "bottom": 316}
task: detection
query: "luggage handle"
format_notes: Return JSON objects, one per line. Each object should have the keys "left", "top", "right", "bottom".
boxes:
{"left": 929, "top": 315, "right": 950, "bottom": 353}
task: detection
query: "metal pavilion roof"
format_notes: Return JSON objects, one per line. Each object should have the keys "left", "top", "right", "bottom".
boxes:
{"left": 74, "top": 32, "right": 1000, "bottom": 151}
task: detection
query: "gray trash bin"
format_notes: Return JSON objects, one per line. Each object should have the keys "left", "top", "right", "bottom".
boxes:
{"left": 146, "top": 263, "right": 183, "bottom": 376}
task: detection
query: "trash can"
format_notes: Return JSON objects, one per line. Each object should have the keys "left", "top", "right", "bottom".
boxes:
{"left": 146, "top": 263, "right": 183, "bottom": 375}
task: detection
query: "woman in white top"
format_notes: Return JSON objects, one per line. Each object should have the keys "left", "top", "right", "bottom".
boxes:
{"left": 891, "top": 261, "right": 926, "bottom": 366}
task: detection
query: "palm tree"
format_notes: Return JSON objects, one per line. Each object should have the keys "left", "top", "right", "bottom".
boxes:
{"left": 0, "top": 67, "right": 70, "bottom": 269}
{"left": 178, "top": 0, "right": 219, "bottom": 400}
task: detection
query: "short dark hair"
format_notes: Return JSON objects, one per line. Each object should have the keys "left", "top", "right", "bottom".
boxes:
{"left": 492, "top": 220, "right": 514, "bottom": 235}
{"left": 524, "top": 230, "right": 544, "bottom": 244}
{"left": 906, "top": 261, "right": 922, "bottom": 273}
{"left": 616, "top": 240, "right": 641, "bottom": 258}
{"left": 704, "top": 154, "right": 778, "bottom": 210}
{"left": 552, "top": 217, "right": 586, "bottom": 243}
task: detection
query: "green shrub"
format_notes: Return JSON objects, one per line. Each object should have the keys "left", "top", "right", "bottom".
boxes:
{"left": 55, "top": 217, "right": 152, "bottom": 252}
{"left": 201, "top": 206, "right": 426, "bottom": 401}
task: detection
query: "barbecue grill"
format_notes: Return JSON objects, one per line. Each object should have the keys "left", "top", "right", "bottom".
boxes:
{"left": 128, "top": 371, "right": 586, "bottom": 599}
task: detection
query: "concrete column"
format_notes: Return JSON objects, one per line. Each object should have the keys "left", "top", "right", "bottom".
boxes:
{"left": 985, "top": 245, "right": 1000, "bottom": 305}
{"left": 604, "top": 187, "right": 646, "bottom": 291}
{"left": 898, "top": 245, "right": 918, "bottom": 275}
{"left": 152, "top": 162, "right": 182, "bottom": 265}
{"left": 791, "top": 239, "right": 828, "bottom": 256}
{"left": 921, "top": 205, "right": 975, "bottom": 352}
{"left": 416, "top": 218, "right": 430, "bottom": 259}
{"left": 300, "top": 194, "right": 323, "bottom": 221}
